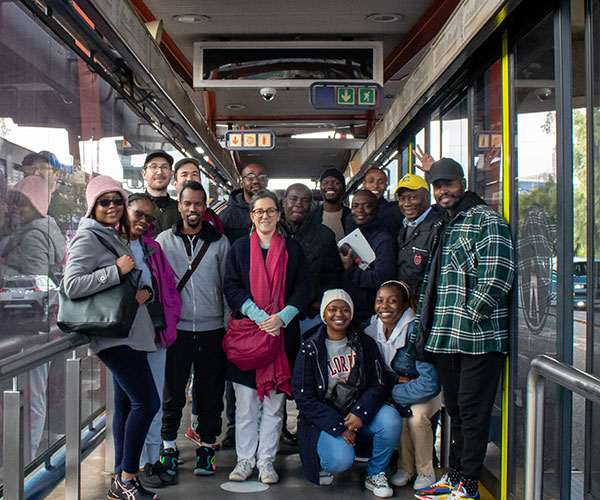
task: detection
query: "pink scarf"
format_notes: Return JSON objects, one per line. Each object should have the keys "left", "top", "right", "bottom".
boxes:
{"left": 223, "top": 230, "right": 291, "bottom": 400}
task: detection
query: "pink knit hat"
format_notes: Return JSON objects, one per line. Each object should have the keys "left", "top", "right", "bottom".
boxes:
{"left": 12, "top": 176, "right": 50, "bottom": 217}
{"left": 85, "top": 175, "right": 128, "bottom": 218}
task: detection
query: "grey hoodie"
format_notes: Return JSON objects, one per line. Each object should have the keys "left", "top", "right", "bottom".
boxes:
{"left": 156, "top": 221, "right": 230, "bottom": 331}
{"left": 62, "top": 218, "right": 155, "bottom": 354}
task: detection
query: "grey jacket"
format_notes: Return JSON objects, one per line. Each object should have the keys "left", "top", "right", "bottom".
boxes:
{"left": 62, "top": 218, "right": 155, "bottom": 354}
{"left": 156, "top": 221, "right": 231, "bottom": 331}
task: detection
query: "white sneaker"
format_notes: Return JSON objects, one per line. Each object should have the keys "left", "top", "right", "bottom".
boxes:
{"left": 365, "top": 472, "right": 393, "bottom": 498}
{"left": 319, "top": 471, "right": 334, "bottom": 486}
{"left": 258, "top": 461, "right": 279, "bottom": 484}
{"left": 390, "top": 469, "right": 412, "bottom": 487}
{"left": 229, "top": 459, "right": 253, "bottom": 482}
{"left": 414, "top": 473, "right": 437, "bottom": 490}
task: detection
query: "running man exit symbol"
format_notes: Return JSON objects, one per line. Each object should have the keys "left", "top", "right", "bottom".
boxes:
{"left": 358, "top": 88, "right": 376, "bottom": 105}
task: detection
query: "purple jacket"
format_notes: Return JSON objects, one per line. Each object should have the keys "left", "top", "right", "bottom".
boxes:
{"left": 141, "top": 235, "right": 181, "bottom": 348}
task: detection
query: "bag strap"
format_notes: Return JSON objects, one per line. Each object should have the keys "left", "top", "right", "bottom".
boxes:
{"left": 177, "top": 240, "right": 211, "bottom": 293}
{"left": 346, "top": 358, "right": 361, "bottom": 386}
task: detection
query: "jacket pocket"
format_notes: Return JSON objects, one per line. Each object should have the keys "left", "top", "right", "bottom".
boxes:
{"left": 449, "top": 236, "right": 476, "bottom": 273}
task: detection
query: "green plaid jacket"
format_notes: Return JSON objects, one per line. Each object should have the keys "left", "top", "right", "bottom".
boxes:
{"left": 415, "top": 203, "right": 515, "bottom": 355}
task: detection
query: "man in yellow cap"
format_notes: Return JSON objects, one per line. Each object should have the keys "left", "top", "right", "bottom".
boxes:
{"left": 395, "top": 174, "right": 442, "bottom": 298}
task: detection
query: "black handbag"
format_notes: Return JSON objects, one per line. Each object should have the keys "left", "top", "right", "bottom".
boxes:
{"left": 57, "top": 233, "right": 142, "bottom": 338}
{"left": 327, "top": 359, "right": 361, "bottom": 416}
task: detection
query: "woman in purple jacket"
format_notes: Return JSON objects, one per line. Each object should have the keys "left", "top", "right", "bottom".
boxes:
{"left": 125, "top": 193, "right": 182, "bottom": 488}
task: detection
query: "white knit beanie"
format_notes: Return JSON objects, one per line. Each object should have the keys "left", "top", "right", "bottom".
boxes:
{"left": 320, "top": 289, "right": 354, "bottom": 322}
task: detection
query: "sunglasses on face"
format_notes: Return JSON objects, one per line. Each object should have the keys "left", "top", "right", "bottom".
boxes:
{"left": 97, "top": 198, "right": 124, "bottom": 208}
{"left": 129, "top": 208, "right": 155, "bottom": 224}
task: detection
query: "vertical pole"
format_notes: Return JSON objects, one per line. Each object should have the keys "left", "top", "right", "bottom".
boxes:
{"left": 104, "top": 366, "right": 115, "bottom": 473}
{"left": 4, "top": 388, "right": 24, "bottom": 500}
{"left": 65, "top": 355, "right": 81, "bottom": 500}
{"left": 526, "top": 368, "right": 546, "bottom": 500}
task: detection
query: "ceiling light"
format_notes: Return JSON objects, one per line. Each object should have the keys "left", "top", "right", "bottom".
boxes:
{"left": 366, "top": 13, "right": 403, "bottom": 23}
{"left": 172, "top": 14, "right": 210, "bottom": 24}
{"left": 225, "top": 103, "right": 246, "bottom": 110}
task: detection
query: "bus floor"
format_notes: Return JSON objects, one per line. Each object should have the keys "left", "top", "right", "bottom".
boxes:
{"left": 46, "top": 401, "right": 494, "bottom": 500}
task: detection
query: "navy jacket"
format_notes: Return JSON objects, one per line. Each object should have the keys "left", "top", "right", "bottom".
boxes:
{"left": 292, "top": 325, "right": 386, "bottom": 485}
{"left": 342, "top": 222, "right": 398, "bottom": 325}
{"left": 224, "top": 235, "right": 310, "bottom": 388}
{"left": 220, "top": 188, "right": 252, "bottom": 244}
{"left": 377, "top": 198, "right": 402, "bottom": 240}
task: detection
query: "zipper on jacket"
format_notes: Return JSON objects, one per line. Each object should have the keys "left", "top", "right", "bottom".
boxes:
{"left": 312, "top": 340, "right": 326, "bottom": 391}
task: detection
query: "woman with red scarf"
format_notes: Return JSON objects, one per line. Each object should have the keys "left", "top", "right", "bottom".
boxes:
{"left": 223, "top": 189, "right": 309, "bottom": 485}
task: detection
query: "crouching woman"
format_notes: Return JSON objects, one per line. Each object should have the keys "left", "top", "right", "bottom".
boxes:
{"left": 292, "top": 289, "right": 402, "bottom": 498}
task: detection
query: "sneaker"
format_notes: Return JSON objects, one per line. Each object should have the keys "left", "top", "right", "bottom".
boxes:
{"left": 229, "top": 459, "right": 253, "bottom": 482}
{"left": 280, "top": 428, "right": 298, "bottom": 446}
{"left": 185, "top": 424, "right": 202, "bottom": 447}
{"left": 365, "top": 472, "right": 393, "bottom": 498}
{"left": 138, "top": 463, "right": 164, "bottom": 489}
{"left": 319, "top": 471, "right": 334, "bottom": 486}
{"left": 258, "top": 461, "right": 279, "bottom": 484}
{"left": 159, "top": 448, "right": 179, "bottom": 477}
{"left": 390, "top": 469, "right": 412, "bottom": 487}
{"left": 414, "top": 473, "right": 437, "bottom": 490}
{"left": 108, "top": 474, "right": 157, "bottom": 500}
{"left": 414, "top": 472, "right": 457, "bottom": 500}
{"left": 194, "top": 446, "right": 216, "bottom": 475}
{"left": 445, "top": 483, "right": 480, "bottom": 500}
{"left": 221, "top": 427, "right": 235, "bottom": 449}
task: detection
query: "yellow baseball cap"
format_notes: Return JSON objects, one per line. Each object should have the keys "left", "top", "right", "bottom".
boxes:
{"left": 394, "top": 173, "right": 429, "bottom": 194}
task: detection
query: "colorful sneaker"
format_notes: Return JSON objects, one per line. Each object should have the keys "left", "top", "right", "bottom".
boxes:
{"left": 229, "top": 459, "right": 253, "bottom": 482}
{"left": 194, "top": 446, "right": 216, "bottom": 475}
{"left": 319, "top": 471, "right": 334, "bottom": 486}
{"left": 414, "top": 472, "right": 457, "bottom": 500}
{"left": 365, "top": 472, "right": 393, "bottom": 498}
{"left": 159, "top": 447, "right": 179, "bottom": 477}
{"left": 108, "top": 474, "right": 157, "bottom": 500}
{"left": 445, "top": 483, "right": 480, "bottom": 500}
{"left": 258, "top": 461, "right": 279, "bottom": 484}
{"left": 185, "top": 424, "right": 202, "bottom": 447}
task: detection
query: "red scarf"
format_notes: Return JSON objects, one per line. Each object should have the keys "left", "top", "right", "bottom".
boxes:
{"left": 223, "top": 230, "right": 291, "bottom": 400}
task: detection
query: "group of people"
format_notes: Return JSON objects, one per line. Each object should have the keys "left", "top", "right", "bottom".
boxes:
{"left": 58, "top": 146, "right": 514, "bottom": 500}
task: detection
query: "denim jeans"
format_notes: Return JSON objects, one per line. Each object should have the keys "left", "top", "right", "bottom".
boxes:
{"left": 317, "top": 403, "right": 402, "bottom": 477}
{"left": 139, "top": 345, "right": 166, "bottom": 466}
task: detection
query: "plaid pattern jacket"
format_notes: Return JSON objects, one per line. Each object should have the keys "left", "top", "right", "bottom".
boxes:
{"left": 415, "top": 199, "right": 515, "bottom": 355}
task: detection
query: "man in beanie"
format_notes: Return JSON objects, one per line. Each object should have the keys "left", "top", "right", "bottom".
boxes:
{"left": 412, "top": 158, "right": 514, "bottom": 500}
{"left": 395, "top": 173, "right": 442, "bottom": 298}
{"left": 142, "top": 150, "right": 176, "bottom": 236}
{"left": 218, "top": 163, "right": 268, "bottom": 244}
{"left": 362, "top": 168, "right": 402, "bottom": 239}
{"left": 310, "top": 166, "right": 352, "bottom": 242}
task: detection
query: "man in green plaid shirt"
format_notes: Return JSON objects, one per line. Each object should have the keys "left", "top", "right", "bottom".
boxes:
{"left": 412, "top": 158, "right": 515, "bottom": 500}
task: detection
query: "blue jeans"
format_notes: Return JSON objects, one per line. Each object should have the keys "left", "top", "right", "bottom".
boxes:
{"left": 317, "top": 404, "right": 402, "bottom": 477}
{"left": 139, "top": 345, "right": 166, "bottom": 466}
{"left": 98, "top": 345, "right": 160, "bottom": 475}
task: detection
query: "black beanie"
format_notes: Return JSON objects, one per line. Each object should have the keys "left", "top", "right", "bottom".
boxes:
{"left": 319, "top": 167, "right": 346, "bottom": 187}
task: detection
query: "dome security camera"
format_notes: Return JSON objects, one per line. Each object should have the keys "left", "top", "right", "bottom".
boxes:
{"left": 535, "top": 87, "right": 552, "bottom": 102}
{"left": 260, "top": 87, "right": 277, "bottom": 102}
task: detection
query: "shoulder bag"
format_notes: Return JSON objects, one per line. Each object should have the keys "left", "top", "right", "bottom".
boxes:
{"left": 326, "top": 358, "right": 362, "bottom": 416}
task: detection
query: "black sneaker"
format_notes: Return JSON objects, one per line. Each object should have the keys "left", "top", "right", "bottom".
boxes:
{"left": 108, "top": 474, "right": 157, "bottom": 500}
{"left": 221, "top": 427, "right": 235, "bottom": 448}
{"left": 280, "top": 428, "right": 298, "bottom": 446}
{"left": 194, "top": 446, "right": 216, "bottom": 475}
{"left": 159, "top": 447, "right": 179, "bottom": 477}
{"left": 138, "top": 463, "right": 163, "bottom": 489}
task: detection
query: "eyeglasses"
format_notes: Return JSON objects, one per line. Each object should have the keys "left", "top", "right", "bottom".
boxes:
{"left": 251, "top": 208, "right": 279, "bottom": 218}
{"left": 242, "top": 173, "right": 268, "bottom": 182}
{"left": 97, "top": 198, "right": 124, "bottom": 207}
{"left": 145, "top": 164, "right": 171, "bottom": 173}
{"left": 129, "top": 208, "right": 155, "bottom": 224}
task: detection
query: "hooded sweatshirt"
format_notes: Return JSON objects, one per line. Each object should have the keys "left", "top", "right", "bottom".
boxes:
{"left": 156, "top": 220, "right": 230, "bottom": 331}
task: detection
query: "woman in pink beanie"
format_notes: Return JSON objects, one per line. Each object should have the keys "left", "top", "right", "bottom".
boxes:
{"left": 62, "top": 175, "right": 160, "bottom": 500}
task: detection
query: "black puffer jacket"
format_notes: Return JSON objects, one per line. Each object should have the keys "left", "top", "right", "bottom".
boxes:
{"left": 220, "top": 188, "right": 251, "bottom": 244}
{"left": 397, "top": 205, "right": 443, "bottom": 298}
{"left": 280, "top": 217, "right": 343, "bottom": 310}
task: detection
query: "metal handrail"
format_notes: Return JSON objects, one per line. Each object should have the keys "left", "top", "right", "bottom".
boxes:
{"left": 525, "top": 354, "right": 600, "bottom": 499}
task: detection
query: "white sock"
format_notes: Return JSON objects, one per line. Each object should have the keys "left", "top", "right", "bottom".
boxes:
{"left": 163, "top": 440, "right": 176, "bottom": 450}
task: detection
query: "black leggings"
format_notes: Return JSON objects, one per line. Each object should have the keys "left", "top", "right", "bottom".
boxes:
{"left": 98, "top": 345, "right": 160, "bottom": 474}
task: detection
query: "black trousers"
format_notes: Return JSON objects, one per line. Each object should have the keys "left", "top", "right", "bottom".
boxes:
{"left": 435, "top": 351, "right": 504, "bottom": 480}
{"left": 161, "top": 329, "right": 226, "bottom": 443}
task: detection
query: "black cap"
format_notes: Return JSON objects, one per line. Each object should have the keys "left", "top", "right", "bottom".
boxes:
{"left": 144, "top": 150, "right": 174, "bottom": 167}
{"left": 319, "top": 166, "right": 346, "bottom": 187}
{"left": 174, "top": 157, "right": 200, "bottom": 175}
{"left": 428, "top": 158, "right": 464, "bottom": 183}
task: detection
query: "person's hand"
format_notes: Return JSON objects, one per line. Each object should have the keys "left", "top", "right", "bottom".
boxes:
{"left": 339, "top": 247, "right": 357, "bottom": 270}
{"left": 116, "top": 255, "right": 135, "bottom": 275}
{"left": 135, "top": 289, "right": 151, "bottom": 306}
{"left": 414, "top": 144, "right": 435, "bottom": 173}
{"left": 341, "top": 428, "right": 356, "bottom": 446}
{"left": 259, "top": 314, "right": 284, "bottom": 336}
{"left": 344, "top": 412, "right": 363, "bottom": 432}
{"left": 397, "top": 375, "right": 412, "bottom": 384}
